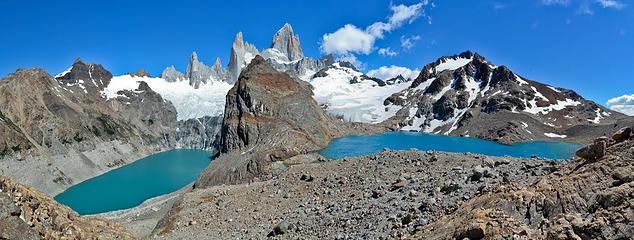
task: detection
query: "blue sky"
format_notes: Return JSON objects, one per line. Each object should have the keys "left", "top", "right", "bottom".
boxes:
{"left": 1, "top": 0, "right": 632, "bottom": 110}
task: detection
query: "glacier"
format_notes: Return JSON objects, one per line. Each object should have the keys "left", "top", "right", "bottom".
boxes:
{"left": 103, "top": 75, "right": 233, "bottom": 120}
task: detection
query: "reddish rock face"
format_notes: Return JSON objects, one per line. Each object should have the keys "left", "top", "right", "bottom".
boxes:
{"left": 196, "top": 55, "right": 379, "bottom": 187}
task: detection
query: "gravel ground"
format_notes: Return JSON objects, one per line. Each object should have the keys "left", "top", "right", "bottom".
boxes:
{"left": 150, "top": 149, "right": 562, "bottom": 239}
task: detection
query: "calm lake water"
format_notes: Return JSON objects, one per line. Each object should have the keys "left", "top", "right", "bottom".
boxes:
{"left": 55, "top": 149, "right": 212, "bottom": 215}
{"left": 56, "top": 133, "right": 579, "bottom": 215}
{"left": 320, "top": 132, "right": 580, "bottom": 160}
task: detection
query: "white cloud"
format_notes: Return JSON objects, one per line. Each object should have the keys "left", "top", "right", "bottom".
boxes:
{"left": 321, "top": 24, "right": 375, "bottom": 55}
{"left": 401, "top": 35, "right": 421, "bottom": 49}
{"left": 367, "top": 65, "right": 421, "bottom": 80}
{"left": 607, "top": 94, "right": 634, "bottom": 116}
{"left": 596, "top": 0, "right": 625, "bottom": 9}
{"left": 378, "top": 48, "right": 398, "bottom": 57}
{"left": 320, "top": 1, "right": 430, "bottom": 57}
{"left": 367, "top": 2, "right": 426, "bottom": 38}
{"left": 542, "top": 0, "right": 571, "bottom": 6}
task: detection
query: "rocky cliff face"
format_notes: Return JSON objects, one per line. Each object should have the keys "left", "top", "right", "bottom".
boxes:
{"left": 195, "top": 56, "right": 379, "bottom": 187}
{"left": 227, "top": 32, "right": 261, "bottom": 84}
{"left": 174, "top": 116, "right": 223, "bottom": 150}
{"left": 270, "top": 23, "right": 304, "bottom": 62}
{"left": 382, "top": 51, "right": 633, "bottom": 144}
{"left": 417, "top": 127, "right": 634, "bottom": 239}
{"left": 185, "top": 52, "right": 229, "bottom": 88}
{"left": 0, "top": 176, "right": 134, "bottom": 239}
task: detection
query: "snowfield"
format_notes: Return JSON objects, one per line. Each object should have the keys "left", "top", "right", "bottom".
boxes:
{"left": 103, "top": 75, "right": 233, "bottom": 120}
{"left": 302, "top": 63, "right": 410, "bottom": 123}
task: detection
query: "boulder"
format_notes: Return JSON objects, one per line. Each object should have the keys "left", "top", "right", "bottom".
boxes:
{"left": 268, "top": 220, "right": 295, "bottom": 236}
{"left": 471, "top": 166, "right": 492, "bottom": 181}
{"left": 612, "top": 127, "right": 632, "bottom": 142}
{"left": 575, "top": 140, "right": 607, "bottom": 161}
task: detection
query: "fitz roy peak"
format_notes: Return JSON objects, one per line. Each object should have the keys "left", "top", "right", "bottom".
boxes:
{"left": 160, "top": 23, "right": 331, "bottom": 86}
{"left": 269, "top": 23, "right": 304, "bottom": 62}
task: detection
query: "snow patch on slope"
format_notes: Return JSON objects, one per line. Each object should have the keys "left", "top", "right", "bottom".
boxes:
{"left": 103, "top": 75, "right": 233, "bottom": 120}
{"left": 544, "top": 133, "right": 567, "bottom": 138}
{"left": 55, "top": 67, "right": 72, "bottom": 78}
{"left": 435, "top": 58, "right": 472, "bottom": 73}
{"left": 524, "top": 98, "right": 581, "bottom": 115}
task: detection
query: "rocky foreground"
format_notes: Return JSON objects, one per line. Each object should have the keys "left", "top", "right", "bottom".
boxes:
{"left": 151, "top": 150, "right": 562, "bottom": 239}
{"left": 417, "top": 127, "right": 634, "bottom": 239}
{"left": 147, "top": 127, "right": 633, "bottom": 239}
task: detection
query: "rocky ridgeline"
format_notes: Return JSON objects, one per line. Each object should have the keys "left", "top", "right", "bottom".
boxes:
{"left": 383, "top": 51, "right": 633, "bottom": 144}
{"left": 151, "top": 148, "right": 563, "bottom": 239}
{"left": 0, "top": 176, "right": 134, "bottom": 239}
{"left": 194, "top": 55, "right": 381, "bottom": 188}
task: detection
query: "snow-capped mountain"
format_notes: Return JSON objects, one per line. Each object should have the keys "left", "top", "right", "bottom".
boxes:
{"left": 378, "top": 51, "right": 631, "bottom": 143}
{"left": 298, "top": 50, "right": 633, "bottom": 143}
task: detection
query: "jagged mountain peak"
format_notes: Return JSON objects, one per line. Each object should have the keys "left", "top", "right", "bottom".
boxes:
{"left": 213, "top": 57, "right": 222, "bottom": 69}
{"left": 54, "top": 59, "right": 112, "bottom": 91}
{"left": 162, "top": 25, "right": 336, "bottom": 85}
{"left": 280, "top": 22, "right": 293, "bottom": 32}
{"left": 233, "top": 32, "right": 244, "bottom": 47}
{"left": 271, "top": 23, "right": 304, "bottom": 61}
{"left": 190, "top": 51, "right": 199, "bottom": 60}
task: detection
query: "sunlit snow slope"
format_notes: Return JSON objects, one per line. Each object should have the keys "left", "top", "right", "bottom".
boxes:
{"left": 103, "top": 75, "right": 233, "bottom": 120}
{"left": 302, "top": 63, "right": 410, "bottom": 123}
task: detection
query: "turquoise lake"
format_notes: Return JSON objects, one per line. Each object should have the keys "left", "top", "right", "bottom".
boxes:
{"left": 56, "top": 133, "right": 579, "bottom": 215}
{"left": 54, "top": 149, "right": 212, "bottom": 215}
{"left": 320, "top": 132, "right": 580, "bottom": 160}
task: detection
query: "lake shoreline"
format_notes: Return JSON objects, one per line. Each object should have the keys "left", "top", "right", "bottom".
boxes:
{"left": 54, "top": 149, "right": 212, "bottom": 215}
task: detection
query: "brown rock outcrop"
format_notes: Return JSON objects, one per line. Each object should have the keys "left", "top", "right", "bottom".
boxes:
{"left": 417, "top": 128, "right": 634, "bottom": 239}
{"left": 195, "top": 55, "right": 379, "bottom": 187}
{"left": 0, "top": 176, "right": 134, "bottom": 239}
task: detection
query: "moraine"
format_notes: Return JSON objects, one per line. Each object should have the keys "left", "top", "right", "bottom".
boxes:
{"left": 320, "top": 132, "right": 580, "bottom": 160}
{"left": 54, "top": 149, "right": 212, "bottom": 215}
